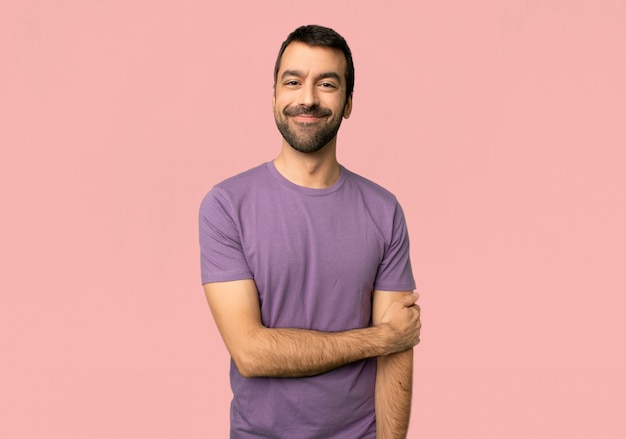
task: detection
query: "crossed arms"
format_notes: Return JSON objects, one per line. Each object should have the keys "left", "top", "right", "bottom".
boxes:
{"left": 203, "top": 279, "right": 421, "bottom": 438}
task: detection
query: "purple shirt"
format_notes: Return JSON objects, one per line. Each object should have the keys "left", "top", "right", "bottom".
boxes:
{"left": 200, "top": 162, "right": 415, "bottom": 438}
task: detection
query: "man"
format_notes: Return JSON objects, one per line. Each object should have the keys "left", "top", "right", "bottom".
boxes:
{"left": 199, "top": 25, "right": 421, "bottom": 438}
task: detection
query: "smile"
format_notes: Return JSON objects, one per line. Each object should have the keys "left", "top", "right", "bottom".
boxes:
{"left": 292, "top": 115, "right": 324, "bottom": 123}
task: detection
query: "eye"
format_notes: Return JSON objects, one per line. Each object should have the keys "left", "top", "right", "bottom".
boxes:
{"left": 284, "top": 80, "right": 300, "bottom": 87}
{"left": 319, "top": 82, "right": 336, "bottom": 88}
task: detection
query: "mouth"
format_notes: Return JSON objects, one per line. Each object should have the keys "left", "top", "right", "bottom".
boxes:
{"left": 283, "top": 105, "right": 331, "bottom": 122}
{"left": 292, "top": 114, "right": 323, "bottom": 123}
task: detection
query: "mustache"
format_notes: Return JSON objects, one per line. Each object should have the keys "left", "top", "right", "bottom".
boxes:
{"left": 283, "top": 105, "right": 332, "bottom": 118}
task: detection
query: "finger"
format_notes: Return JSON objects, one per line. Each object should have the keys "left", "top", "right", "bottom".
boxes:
{"left": 397, "top": 294, "right": 417, "bottom": 307}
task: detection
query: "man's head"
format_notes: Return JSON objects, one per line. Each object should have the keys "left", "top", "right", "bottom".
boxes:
{"left": 274, "top": 25, "right": 355, "bottom": 100}
{"left": 273, "top": 25, "right": 355, "bottom": 154}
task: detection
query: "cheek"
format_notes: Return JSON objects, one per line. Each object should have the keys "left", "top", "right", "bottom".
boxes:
{"left": 274, "top": 97, "right": 288, "bottom": 112}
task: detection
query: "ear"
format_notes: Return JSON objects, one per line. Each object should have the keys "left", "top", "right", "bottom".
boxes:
{"left": 343, "top": 94, "right": 353, "bottom": 119}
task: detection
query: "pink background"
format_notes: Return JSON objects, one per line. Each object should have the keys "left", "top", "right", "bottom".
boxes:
{"left": 2, "top": 1, "right": 625, "bottom": 437}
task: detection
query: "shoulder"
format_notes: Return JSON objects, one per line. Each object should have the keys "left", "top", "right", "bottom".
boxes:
{"left": 213, "top": 162, "right": 270, "bottom": 194}
{"left": 342, "top": 167, "right": 400, "bottom": 208}
{"left": 200, "top": 163, "right": 271, "bottom": 209}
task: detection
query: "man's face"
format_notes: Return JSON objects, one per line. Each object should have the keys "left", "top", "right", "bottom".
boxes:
{"left": 273, "top": 42, "right": 352, "bottom": 154}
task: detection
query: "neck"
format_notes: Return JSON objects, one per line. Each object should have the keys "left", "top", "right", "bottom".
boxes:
{"left": 274, "top": 138, "right": 340, "bottom": 189}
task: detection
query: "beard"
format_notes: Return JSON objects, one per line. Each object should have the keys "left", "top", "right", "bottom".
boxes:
{"left": 274, "top": 104, "right": 345, "bottom": 154}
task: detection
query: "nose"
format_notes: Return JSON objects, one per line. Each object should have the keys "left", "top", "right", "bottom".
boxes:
{"left": 297, "top": 82, "right": 319, "bottom": 108}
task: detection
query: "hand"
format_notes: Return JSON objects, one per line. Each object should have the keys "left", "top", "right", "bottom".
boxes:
{"left": 379, "top": 292, "right": 421, "bottom": 353}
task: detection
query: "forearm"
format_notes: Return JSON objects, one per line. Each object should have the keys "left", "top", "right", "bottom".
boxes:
{"left": 205, "top": 280, "right": 420, "bottom": 379}
{"left": 375, "top": 348, "right": 414, "bottom": 439}
{"left": 234, "top": 325, "right": 397, "bottom": 378}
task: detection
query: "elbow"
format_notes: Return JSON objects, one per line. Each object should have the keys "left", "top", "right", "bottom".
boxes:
{"left": 231, "top": 349, "right": 263, "bottom": 378}
{"left": 228, "top": 326, "right": 268, "bottom": 378}
{"left": 233, "top": 356, "right": 260, "bottom": 378}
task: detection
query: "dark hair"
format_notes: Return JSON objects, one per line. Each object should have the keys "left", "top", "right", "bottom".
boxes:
{"left": 274, "top": 25, "right": 355, "bottom": 99}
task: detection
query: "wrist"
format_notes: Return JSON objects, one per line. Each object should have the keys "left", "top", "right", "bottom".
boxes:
{"left": 373, "top": 322, "right": 396, "bottom": 356}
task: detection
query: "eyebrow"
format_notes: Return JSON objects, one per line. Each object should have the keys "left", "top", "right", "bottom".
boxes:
{"left": 281, "top": 70, "right": 342, "bottom": 83}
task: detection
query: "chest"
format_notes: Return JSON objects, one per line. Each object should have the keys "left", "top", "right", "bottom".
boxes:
{"left": 235, "top": 191, "right": 389, "bottom": 330}
{"left": 241, "top": 193, "right": 385, "bottom": 279}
